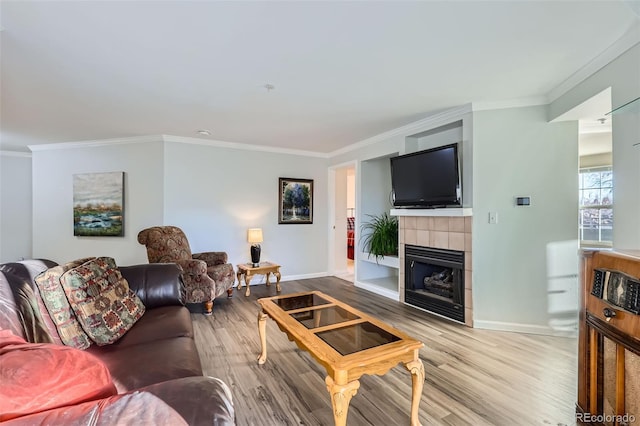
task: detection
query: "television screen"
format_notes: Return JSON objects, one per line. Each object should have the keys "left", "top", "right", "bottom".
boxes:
{"left": 390, "top": 143, "right": 461, "bottom": 208}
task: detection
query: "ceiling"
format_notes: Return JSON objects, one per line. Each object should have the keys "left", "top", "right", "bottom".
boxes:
{"left": 1, "top": 1, "right": 638, "bottom": 154}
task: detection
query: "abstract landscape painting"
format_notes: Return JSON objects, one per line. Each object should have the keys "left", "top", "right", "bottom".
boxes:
{"left": 73, "top": 172, "right": 124, "bottom": 236}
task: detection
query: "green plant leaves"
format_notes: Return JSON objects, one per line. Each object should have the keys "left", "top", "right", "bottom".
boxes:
{"left": 360, "top": 213, "right": 398, "bottom": 262}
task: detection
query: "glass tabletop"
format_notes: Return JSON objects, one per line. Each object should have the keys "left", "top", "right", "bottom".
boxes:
{"left": 291, "top": 305, "right": 359, "bottom": 329}
{"left": 316, "top": 322, "right": 401, "bottom": 355}
{"left": 275, "top": 293, "right": 330, "bottom": 311}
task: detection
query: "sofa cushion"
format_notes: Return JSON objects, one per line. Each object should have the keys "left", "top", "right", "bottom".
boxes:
{"left": 60, "top": 257, "right": 145, "bottom": 346}
{"left": 87, "top": 336, "right": 203, "bottom": 392}
{"left": 140, "top": 377, "right": 235, "bottom": 426}
{"left": 34, "top": 258, "right": 96, "bottom": 349}
{"left": 119, "top": 263, "right": 185, "bottom": 308}
{"left": 106, "top": 305, "right": 194, "bottom": 348}
{"left": 0, "top": 259, "right": 61, "bottom": 344}
{"left": 0, "top": 330, "right": 117, "bottom": 422}
{"left": 2, "top": 390, "right": 187, "bottom": 426}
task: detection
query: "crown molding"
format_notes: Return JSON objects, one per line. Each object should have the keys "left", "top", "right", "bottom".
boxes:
{"left": 163, "top": 135, "right": 329, "bottom": 158}
{"left": 0, "top": 150, "right": 31, "bottom": 158}
{"left": 471, "top": 96, "right": 549, "bottom": 111}
{"left": 28, "top": 135, "right": 164, "bottom": 151}
{"left": 547, "top": 23, "right": 640, "bottom": 103}
{"left": 26, "top": 134, "right": 328, "bottom": 158}
{"left": 328, "top": 104, "right": 473, "bottom": 158}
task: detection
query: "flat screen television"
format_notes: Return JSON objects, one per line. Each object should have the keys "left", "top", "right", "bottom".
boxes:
{"left": 390, "top": 143, "right": 461, "bottom": 208}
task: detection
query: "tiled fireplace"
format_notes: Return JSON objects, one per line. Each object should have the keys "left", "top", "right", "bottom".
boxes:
{"left": 398, "top": 214, "right": 473, "bottom": 327}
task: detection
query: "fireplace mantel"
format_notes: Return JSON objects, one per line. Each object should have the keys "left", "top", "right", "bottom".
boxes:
{"left": 391, "top": 208, "right": 472, "bottom": 217}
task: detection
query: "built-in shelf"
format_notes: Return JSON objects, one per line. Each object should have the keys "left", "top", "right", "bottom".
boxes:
{"left": 360, "top": 253, "right": 399, "bottom": 269}
{"left": 355, "top": 277, "right": 399, "bottom": 300}
{"left": 391, "top": 208, "right": 473, "bottom": 217}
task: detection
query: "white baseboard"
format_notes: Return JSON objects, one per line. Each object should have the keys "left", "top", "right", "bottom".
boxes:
{"left": 473, "top": 320, "right": 577, "bottom": 337}
{"left": 238, "top": 271, "right": 329, "bottom": 285}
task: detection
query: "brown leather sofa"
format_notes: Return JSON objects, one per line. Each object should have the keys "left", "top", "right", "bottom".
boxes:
{"left": 0, "top": 259, "right": 235, "bottom": 425}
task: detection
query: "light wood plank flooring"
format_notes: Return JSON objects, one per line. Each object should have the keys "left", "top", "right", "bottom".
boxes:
{"left": 192, "top": 277, "right": 576, "bottom": 426}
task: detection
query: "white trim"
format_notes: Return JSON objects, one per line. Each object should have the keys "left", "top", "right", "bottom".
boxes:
{"left": 28, "top": 135, "right": 164, "bottom": 151}
{"left": 328, "top": 104, "right": 472, "bottom": 158}
{"left": 391, "top": 208, "right": 473, "bottom": 217}
{"left": 547, "top": 25, "right": 640, "bottom": 103}
{"left": 27, "top": 134, "right": 328, "bottom": 158}
{"left": 0, "top": 150, "right": 31, "bottom": 158}
{"left": 164, "top": 135, "right": 328, "bottom": 158}
{"left": 359, "top": 254, "right": 399, "bottom": 269}
{"left": 473, "top": 319, "right": 577, "bottom": 337}
{"left": 239, "top": 271, "right": 328, "bottom": 285}
{"left": 471, "top": 96, "right": 549, "bottom": 111}
{"left": 327, "top": 166, "right": 337, "bottom": 276}
{"left": 327, "top": 160, "right": 358, "bottom": 277}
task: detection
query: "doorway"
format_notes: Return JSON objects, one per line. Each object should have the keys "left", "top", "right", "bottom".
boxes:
{"left": 329, "top": 162, "right": 356, "bottom": 283}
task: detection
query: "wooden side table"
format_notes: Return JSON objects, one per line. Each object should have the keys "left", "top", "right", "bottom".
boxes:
{"left": 236, "top": 262, "right": 281, "bottom": 297}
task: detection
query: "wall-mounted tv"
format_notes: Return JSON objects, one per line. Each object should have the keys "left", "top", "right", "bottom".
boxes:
{"left": 390, "top": 143, "right": 461, "bottom": 208}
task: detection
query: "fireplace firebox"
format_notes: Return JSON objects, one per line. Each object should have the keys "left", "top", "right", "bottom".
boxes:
{"left": 404, "top": 244, "right": 465, "bottom": 323}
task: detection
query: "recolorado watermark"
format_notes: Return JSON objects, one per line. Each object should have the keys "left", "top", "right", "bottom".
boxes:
{"left": 576, "top": 412, "right": 636, "bottom": 424}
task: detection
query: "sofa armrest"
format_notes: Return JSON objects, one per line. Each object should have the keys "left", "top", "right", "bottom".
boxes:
{"left": 139, "top": 376, "right": 235, "bottom": 425}
{"left": 119, "top": 263, "right": 184, "bottom": 309}
{"left": 192, "top": 251, "right": 228, "bottom": 266}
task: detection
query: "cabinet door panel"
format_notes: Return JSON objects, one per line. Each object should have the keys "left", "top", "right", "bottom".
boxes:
{"left": 625, "top": 349, "right": 639, "bottom": 420}
{"left": 602, "top": 336, "right": 617, "bottom": 425}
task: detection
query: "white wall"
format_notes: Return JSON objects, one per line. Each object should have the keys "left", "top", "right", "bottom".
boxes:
{"left": 346, "top": 169, "right": 355, "bottom": 211}
{"left": 28, "top": 137, "right": 329, "bottom": 278}
{"left": 332, "top": 167, "right": 348, "bottom": 274}
{"left": 0, "top": 152, "right": 32, "bottom": 262}
{"left": 162, "top": 141, "right": 329, "bottom": 278}
{"left": 31, "top": 141, "right": 165, "bottom": 265}
{"left": 472, "top": 105, "right": 579, "bottom": 332}
{"left": 550, "top": 43, "right": 640, "bottom": 249}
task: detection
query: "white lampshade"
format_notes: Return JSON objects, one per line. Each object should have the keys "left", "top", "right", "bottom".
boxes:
{"left": 247, "top": 228, "right": 263, "bottom": 244}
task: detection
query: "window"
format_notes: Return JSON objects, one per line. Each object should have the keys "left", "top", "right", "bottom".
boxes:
{"left": 579, "top": 166, "right": 612, "bottom": 245}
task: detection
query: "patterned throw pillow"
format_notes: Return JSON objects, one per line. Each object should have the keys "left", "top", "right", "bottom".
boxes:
{"left": 34, "top": 258, "right": 96, "bottom": 350}
{"left": 60, "top": 257, "right": 145, "bottom": 346}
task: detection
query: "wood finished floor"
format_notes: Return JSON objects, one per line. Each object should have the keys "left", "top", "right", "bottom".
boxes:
{"left": 192, "top": 277, "right": 577, "bottom": 426}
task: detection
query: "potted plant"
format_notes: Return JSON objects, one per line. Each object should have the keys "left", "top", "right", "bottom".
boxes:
{"left": 360, "top": 212, "right": 399, "bottom": 262}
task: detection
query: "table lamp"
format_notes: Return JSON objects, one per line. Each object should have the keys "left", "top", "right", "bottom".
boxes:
{"left": 247, "top": 228, "right": 263, "bottom": 267}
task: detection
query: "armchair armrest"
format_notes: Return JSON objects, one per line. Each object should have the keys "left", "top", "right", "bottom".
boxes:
{"left": 119, "top": 263, "right": 185, "bottom": 309}
{"left": 192, "top": 251, "right": 228, "bottom": 266}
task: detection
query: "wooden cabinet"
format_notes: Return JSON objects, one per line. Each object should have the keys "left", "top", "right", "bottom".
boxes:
{"left": 578, "top": 250, "right": 640, "bottom": 425}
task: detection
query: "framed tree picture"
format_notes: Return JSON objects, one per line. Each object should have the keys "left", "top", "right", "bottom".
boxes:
{"left": 73, "top": 172, "right": 124, "bottom": 236}
{"left": 278, "top": 178, "right": 313, "bottom": 224}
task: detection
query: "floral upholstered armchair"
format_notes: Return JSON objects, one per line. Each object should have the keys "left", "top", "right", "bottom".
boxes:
{"left": 137, "top": 226, "right": 235, "bottom": 314}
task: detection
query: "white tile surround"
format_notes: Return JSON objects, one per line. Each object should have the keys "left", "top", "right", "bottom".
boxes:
{"left": 398, "top": 215, "right": 473, "bottom": 327}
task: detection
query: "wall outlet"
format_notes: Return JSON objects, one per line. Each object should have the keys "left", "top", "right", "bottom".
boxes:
{"left": 488, "top": 212, "right": 498, "bottom": 224}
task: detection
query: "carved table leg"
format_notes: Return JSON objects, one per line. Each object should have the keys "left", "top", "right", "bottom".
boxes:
{"left": 325, "top": 376, "right": 360, "bottom": 426}
{"left": 227, "top": 287, "right": 233, "bottom": 298}
{"left": 274, "top": 269, "right": 282, "bottom": 292}
{"left": 236, "top": 271, "right": 243, "bottom": 293}
{"left": 265, "top": 272, "right": 271, "bottom": 286}
{"left": 404, "top": 357, "right": 425, "bottom": 426}
{"left": 257, "top": 311, "right": 268, "bottom": 364}
{"left": 244, "top": 273, "right": 252, "bottom": 297}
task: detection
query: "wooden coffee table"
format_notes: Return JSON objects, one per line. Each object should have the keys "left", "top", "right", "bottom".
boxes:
{"left": 257, "top": 291, "right": 425, "bottom": 426}
{"left": 236, "top": 262, "right": 281, "bottom": 296}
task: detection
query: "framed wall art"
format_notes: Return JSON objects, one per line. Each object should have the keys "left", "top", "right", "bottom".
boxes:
{"left": 73, "top": 172, "right": 124, "bottom": 236}
{"left": 278, "top": 177, "right": 313, "bottom": 224}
